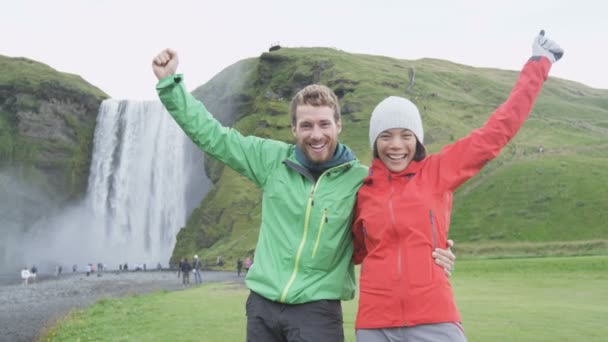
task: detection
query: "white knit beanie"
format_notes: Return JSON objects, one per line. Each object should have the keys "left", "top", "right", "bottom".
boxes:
{"left": 369, "top": 96, "right": 424, "bottom": 148}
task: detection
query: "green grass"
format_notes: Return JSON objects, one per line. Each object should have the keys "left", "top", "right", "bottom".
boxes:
{"left": 0, "top": 55, "right": 107, "bottom": 98}
{"left": 454, "top": 239, "right": 608, "bottom": 259}
{"left": 174, "top": 46, "right": 608, "bottom": 265}
{"left": 42, "top": 255, "right": 608, "bottom": 342}
{"left": 451, "top": 154, "right": 608, "bottom": 243}
{"left": 455, "top": 256, "right": 608, "bottom": 341}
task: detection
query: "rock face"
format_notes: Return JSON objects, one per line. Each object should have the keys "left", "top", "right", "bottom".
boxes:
{"left": 0, "top": 55, "right": 107, "bottom": 231}
{"left": 18, "top": 99, "right": 83, "bottom": 144}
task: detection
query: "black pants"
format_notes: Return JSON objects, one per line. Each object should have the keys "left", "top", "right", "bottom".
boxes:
{"left": 246, "top": 291, "right": 344, "bottom": 342}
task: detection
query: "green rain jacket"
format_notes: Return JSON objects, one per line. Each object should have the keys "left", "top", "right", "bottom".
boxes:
{"left": 157, "top": 75, "right": 368, "bottom": 303}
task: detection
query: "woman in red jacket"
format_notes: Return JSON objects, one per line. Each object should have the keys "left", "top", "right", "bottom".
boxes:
{"left": 352, "top": 31, "right": 563, "bottom": 341}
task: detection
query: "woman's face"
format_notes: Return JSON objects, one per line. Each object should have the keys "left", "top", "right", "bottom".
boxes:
{"left": 375, "top": 128, "right": 418, "bottom": 172}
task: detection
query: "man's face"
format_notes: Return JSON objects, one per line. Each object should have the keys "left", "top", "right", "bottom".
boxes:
{"left": 292, "top": 105, "right": 342, "bottom": 163}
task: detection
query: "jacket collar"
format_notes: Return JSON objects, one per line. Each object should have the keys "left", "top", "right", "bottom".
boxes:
{"left": 364, "top": 158, "right": 422, "bottom": 184}
{"left": 295, "top": 142, "right": 356, "bottom": 172}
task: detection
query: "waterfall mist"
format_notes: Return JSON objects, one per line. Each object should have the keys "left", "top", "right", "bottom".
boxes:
{"left": 1, "top": 100, "right": 211, "bottom": 274}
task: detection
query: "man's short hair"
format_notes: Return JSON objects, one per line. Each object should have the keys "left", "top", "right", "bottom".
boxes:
{"left": 289, "top": 84, "right": 341, "bottom": 125}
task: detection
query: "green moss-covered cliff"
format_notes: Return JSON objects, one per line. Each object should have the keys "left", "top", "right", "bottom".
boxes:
{"left": 171, "top": 48, "right": 608, "bottom": 266}
{"left": 0, "top": 55, "right": 108, "bottom": 228}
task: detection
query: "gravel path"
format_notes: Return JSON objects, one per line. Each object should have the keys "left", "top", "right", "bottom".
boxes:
{"left": 0, "top": 270, "right": 245, "bottom": 342}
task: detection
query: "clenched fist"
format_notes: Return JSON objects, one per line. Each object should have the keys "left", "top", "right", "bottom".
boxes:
{"left": 152, "top": 48, "right": 179, "bottom": 80}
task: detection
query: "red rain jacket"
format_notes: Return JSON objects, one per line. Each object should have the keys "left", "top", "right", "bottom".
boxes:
{"left": 352, "top": 57, "right": 551, "bottom": 329}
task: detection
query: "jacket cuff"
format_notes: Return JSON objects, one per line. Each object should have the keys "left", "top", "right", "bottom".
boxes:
{"left": 527, "top": 56, "right": 552, "bottom": 80}
{"left": 155, "top": 73, "right": 184, "bottom": 90}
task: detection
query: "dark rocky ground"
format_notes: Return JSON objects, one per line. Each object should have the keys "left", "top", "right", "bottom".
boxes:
{"left": 0, "top": 270, "right": 244, "bottom": 342}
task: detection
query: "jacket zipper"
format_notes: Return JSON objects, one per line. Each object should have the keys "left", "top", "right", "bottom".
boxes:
{"left": 388, "top": 175, "right": 407, "bottom": 324}
{"left": 279, "top": 164, "right": 347, "bottom": 303}
{"left": 429, "top": 209, "right": 437, "bottom": 249}
{"left": 388, "top": 175, "right": 400, "bottom": 274}
{"left": 280, "top": 186, "right": 315, "bottom": 302}
{"left": 311, "top": 208, "right": 328, "bottom": 258}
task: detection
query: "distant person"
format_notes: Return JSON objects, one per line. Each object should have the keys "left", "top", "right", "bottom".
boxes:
{"left": 216, "top": 255, "right": 224, "bottom": 267}
{"left": 236, "top": 258, "right": 243, "bottom": 277}
{"left": 21, "top": 267, "right": 30, "bottom": 286}
{"left": 123, "top": 263, "right": 128, "bottom": 271}
{"left": 30, "top": 265, "right": 37, "bottom": 283}
{"left": 157, "top": 262, "right": 162, "bottom": 271}
{"left": 152, "top": 48, "right": 455, "bottom": 341}
{"left": 72, "top": 264, "right": 77, "bottom": 273}
{"left": 352, "top": 31, "right": 563, "bottom": 341}
{"left": 181, "top": 258, "right": 192, "bottom": 286}
{"left": 85, "top": 264, "right": 91, "bottom": 277}
{"left": 177, "top": 258, "right": 184, "bottom": 279}
{"left": 244, "top": 257, "right": 252, "bottom": 274}
{"left": 193, "top": 255, "right": 202, "bottom": 284}
{"left": 119, "top": 264, "right": 123, "bottom": 272}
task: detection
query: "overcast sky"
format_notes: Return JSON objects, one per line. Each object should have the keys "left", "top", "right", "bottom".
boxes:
{"left": 2, "top": 0, "right": 606, "bottom": 100}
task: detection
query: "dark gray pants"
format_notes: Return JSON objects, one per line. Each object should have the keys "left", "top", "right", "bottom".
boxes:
{"left": 356, "top": 322, "right": 467, "bottom": 342}
{"left": 246, "top": 291, "right": 344, "bottom": 342}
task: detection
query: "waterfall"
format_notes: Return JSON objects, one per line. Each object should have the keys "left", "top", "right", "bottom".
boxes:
{"left": 85, "top": 99, "right": 202, "bottom": 265}
{"left": 11, "top": 99, "right": 210, "bottom": 272}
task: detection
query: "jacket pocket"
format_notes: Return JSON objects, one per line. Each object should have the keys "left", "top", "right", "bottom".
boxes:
{"left": 306, "top": 209, "right": 336, "bottom": 271}
{"left": 305, "top": 208, "right": 347, "bottom": 271}
{"left": 311, "top": 208, "right": 329, "bottom": 258}
{"left": 405, "top": 244, "right": 434, "bottom": 287}
{"left": 404, "top": 211, "right": 438, "bottom": 287}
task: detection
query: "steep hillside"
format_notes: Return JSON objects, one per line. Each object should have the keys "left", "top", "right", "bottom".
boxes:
{"left": 172, "top": 48, "right": 608, "bottom": 266}
{"left": 0, "top": 55, "right": 108, "bottom": 228}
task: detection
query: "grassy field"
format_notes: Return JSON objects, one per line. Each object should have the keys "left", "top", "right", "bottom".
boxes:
{"left": 42, "top": 255, "right": 608, "bottom": 341}
{"left": 175, "top": 46, "right": 608, "bottom": 267}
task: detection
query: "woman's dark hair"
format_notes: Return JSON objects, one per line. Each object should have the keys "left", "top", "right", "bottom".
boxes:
{"left": 413, "top": 140, "right": 427, "bottom": 161}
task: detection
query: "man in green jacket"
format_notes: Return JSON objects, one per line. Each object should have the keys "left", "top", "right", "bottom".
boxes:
{"left": 152, "top": 49, "right": 455, "bottom": 341}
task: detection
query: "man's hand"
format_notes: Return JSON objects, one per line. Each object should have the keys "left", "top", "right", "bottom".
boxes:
{"left": 532, "top": 30, "right": 564, "bottom": 63}
{"left": 433, "top": 239, "right": 456, "bottom": 277}
{"left": 152, "top": 48, "right": 179, "bottom": 80}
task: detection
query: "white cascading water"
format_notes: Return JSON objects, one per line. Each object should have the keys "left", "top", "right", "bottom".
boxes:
{"left": 10, "top": 99, "right": 209, "bottom": 273}
{"left": 85, "top": 99, "right": 192, "bottom": 265}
